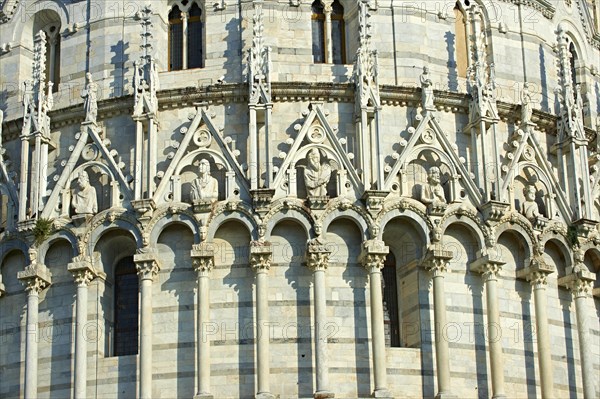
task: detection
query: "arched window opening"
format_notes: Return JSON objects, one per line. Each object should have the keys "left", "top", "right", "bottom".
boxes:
{"left": 453, "top": 2, "right": 468, "bottom": 78}
{"left": 383, "top": 252, "right": 400, "bottom": 348}
{"left": 114, "top": 256, "right": 139, "bottom": 356}
{"left": 169, "top": 2, "right": 204, "bottom": 71}
{"left": 311, "top": 0, "right": 326, "bottom": 63}
{"left": 187, "top": 3, "right": 203, "bottom": 69}
{"left": 568, "top": 42, "right": 578, "bottom": 88}
{"left": 168, "top": 6, "right": 184, "bottom": 71}
{"left": 330, "top": 0, "right": 346, "bottom": 64}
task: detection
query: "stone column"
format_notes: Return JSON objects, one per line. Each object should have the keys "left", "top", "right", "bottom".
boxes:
{"left": 191, "top": 243, "right": 215, "bottom": 399}
{"left": 250, "top": 241, "right": 275, "bottom": 399}
{"left": 323, "top": 3, "right": 332, "bottom": 64}
{"left": 305, "top": 239, "right": 334, "bottom": 398}
{"left": 182, "top": 12, "right": 188, "bottom": 69}
{"left": 517, "top": 257, "right": 554, "bottom": 398}
{"left": 421, "top": 247, "right": 456, "bottom": 399}
{"left": 470, "top": 255, "right": 506, "bottom": 399}
{"left": 558, "top": 268, "right": 596, "bottom": 399}
{"left": 359, "top": 240, "right": 392, "bottom": 398}
{"left": 18, "top": 262, "right": 51, "bottom": 399}
{"left": 134, "top": 249, "right": 160, "bottom": 399}
{"left": 68, "top": 259, "right": 96, "bottom": 399}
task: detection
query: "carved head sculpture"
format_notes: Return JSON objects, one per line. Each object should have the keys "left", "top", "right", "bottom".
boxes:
{"left": 198, "top": 159, "right": 211, "bottom": 176}
{"left": 427, "top": 166, "right": 441, "bottom": 185}
{"left": 85, "top": 72, "right": 92, "bottom": 83}
{"left": 307, "top": 148, "right": 321, "bottom": 171}
{"left": 77, "top": 171, "right": 90, "bottom": 190}
{"left": 525, "top": 185, "right": 536, "bottom": 202}
{"left": 422, "top": 66, "right": 429, "bottom": 74}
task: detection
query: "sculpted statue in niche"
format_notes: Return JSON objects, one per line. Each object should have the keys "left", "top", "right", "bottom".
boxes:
{"left": 82, "top": 72, "right": 98, "bottom": 123}
{"left": 420, "top": 66, "right": 435, "bottom": 111}
{"left": 521, "top": 83, "right": 533, "bottom": 125}
{"left": 421, "top": 166, "right": 446, "bottom": 206}
{"left": 521, "top": 185, "right": 541, "bottom": 222}
{"left": 190, "top": 159, "right": 219, "bottom": 203}
{"left": 304, "top": 148, "right": 332, "bottom": 197}
{"left": 71, "top": 171, "right": 98, "bottom": 215}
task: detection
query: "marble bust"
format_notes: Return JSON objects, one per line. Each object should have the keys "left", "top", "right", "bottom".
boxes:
{"left": 71, "top": 171, "right": 98, "bottom": 215}
{"left": 190, "top": 159, "right": 219, "bottom": 203}
{"left": 421, "top": 166, "right": 446, "bottom": 206}
{"left": 304, "top": 148, "right": 332, "bottom": 197}
{"left": 522, "top": 185, "right": 541, "bottom": 221}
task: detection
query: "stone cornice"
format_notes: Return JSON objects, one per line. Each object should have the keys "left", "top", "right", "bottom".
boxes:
{"left": 0, "top": 81, "right": 582, "bottom": 143}
{"left": 497, "top": 0, "right": 555, "bottom": 19}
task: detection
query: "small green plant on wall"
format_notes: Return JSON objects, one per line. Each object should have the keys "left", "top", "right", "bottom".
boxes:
{"left": 33, "top": 218, "right": 54, "bottom": 246}
{"left": 566, "top": 224, "right": 579, "bottom": 249}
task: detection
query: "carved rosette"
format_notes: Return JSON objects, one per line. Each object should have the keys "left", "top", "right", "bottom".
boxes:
{"left": 359, "top": 239, "right": 389, "bottom": 273}
{"left": 134, "top": 249, "right": 160, "bottom": 281}
{"left": 67, "top": 259, "right": 96, "bottom": 287}
{"left": 250, "top": 241, "right": 273, "bottom": 273}
{"left": 306, "top": 239, "right": 331, "bottom": 272}
{"left": 420, "top": 247, "right": 453, "bottom": 278}
{"left": 17, "top": 263, "right": 51, "bottom": 294}
{"left": 191, "top": 243, "right": 215, "bottom": 277}
{"left": 470, "top": 254, "right": 505, "bottom": 283}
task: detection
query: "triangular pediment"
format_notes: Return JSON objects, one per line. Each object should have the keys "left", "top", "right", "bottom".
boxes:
{"left": 153, "top": 106, "right": 250, "bottom": 204}
{"left": 499, "top": 125, "right": 572, "bottom": 222}
{"left": 384, "top": 113, "right": 482, "bottom": 206}
{"left": 41, "top": 123, "right": 133, "bottom": 220}
{"left": 271, "top": 103, "right": 363, "bottom": 199}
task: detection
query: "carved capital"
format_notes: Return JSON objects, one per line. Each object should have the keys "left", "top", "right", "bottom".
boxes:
{"left": 250, "top": 241, "right": 273, "bottom": 272}
{"left": 134, "top": 248, "right": 160, "bottom": 281}
{"left": 68, "top": 259, "right": 96, "bottom": 287}
{"left": 306, "top": 239, "right": 331, "bottom": 271}
{"left": 18, "top": 263, "right": 51, "bottom": 294}
{"left": 470, "top": 254, "right": 505, "bottom": 282}
{"left": 191, "top": 243, "right": 215, "bottom": 276}
{"left": 558, "top": 268, "right": 596, "bottom": 299}
{"left": 517, "top": 256, "right": 554, "bottom": 289}
{"left": 359, "top": 239, "right": 389, "bottom": 272}
{"left": 420, "top": 247, "right": 453, "bottom": 277}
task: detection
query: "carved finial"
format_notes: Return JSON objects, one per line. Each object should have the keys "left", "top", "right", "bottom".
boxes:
{"left": 248, "top": 0, "right": 270, "bottom": 104}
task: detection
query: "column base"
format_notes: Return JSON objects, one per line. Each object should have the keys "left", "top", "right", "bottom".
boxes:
{"left": 492, "top": 395, "right": 507, "bottom": 399}
{"left": 256, "top": 392, "right": 276, "bottom": 399}
{"left": 194, "top": 393, "right": 214, "bottom": 399}
{"left": 372, "top": 388, "right": 394, "bottom": 398}
{"left": 314, "top": 390, "right": 335, "bottom": 399}
{"left": 435, "top": 392, "right": 457, "bottom": 399}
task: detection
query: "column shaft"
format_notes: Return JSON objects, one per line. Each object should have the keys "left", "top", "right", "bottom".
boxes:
{"left": 574, "top": 294, "right": 595, "bottom": 398}
{"left": 197, "top": 273, "right": 211, "bottom": 396}
{"left": 369, "top": 268, "right": 388, "bottom": 392}
{"left": 256, "top": 270, "right": 270, "bottom": 394}
{"left": 139, "top": 278, "right": 154, "bottom": 399}
{"left": 314, "top": 268, "right": 330, "bottom": 394}
{"left": 24, "top": 291, "right": 39, "bottom": 399}
{"left": 74, "top": 284, "right": 88, "bottom": 399}
{"left": 532, "top": 285, "right": 553, "bottom": 398}
{"left": 485, "top": 277, "right": 505, "bottom": 398}
{"left": 432, "top": 274, "right": 451, "bottom": 396}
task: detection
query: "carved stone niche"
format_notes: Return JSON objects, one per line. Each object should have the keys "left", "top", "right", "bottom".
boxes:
{"left": 180, "top": 157, "right": 224, "bottom": 213}
{"left": 514, "top": 178, "right": 548, "bottom": 230}
{"left": 409, "top": 160, "right": 450, "bottom": 215}
{"left": 0, "top": 186, "right": 16, "bottom": 232}
{"left": 66, "top": 168, "right": 107, "bottom": 225}
{"left": 296, "top": 147, "right": 340, "bottom": 209}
